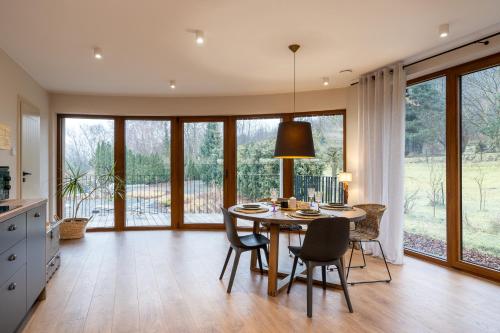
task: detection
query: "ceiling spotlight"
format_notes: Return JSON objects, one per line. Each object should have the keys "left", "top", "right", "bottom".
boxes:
{"left": 322, "top": 77, "right": 330, "bottom": 86}
{"left": 169, "top": 80, "right": 176, "bottom": 89}
{"left": 439, "top": 24, "right": 449, "bottom": 38}
{"left": 339, "top": 69, "right": 353, "bottom": 74}
{"left": 93, "top": 47, "right": 103, "bottom": 59}
{"left": 195, "top": 30, "right": 205, "bottom": 45}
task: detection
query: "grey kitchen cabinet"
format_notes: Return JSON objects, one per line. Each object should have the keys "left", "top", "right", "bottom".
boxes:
{"left": 0, "top": 200, "right": 47, "bottom": 333}
{"left": 26, "top": 205, "right": 46, "bottom": 309}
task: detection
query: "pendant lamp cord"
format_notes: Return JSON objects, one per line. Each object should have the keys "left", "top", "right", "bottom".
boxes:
{"left": 293, "top": 51, "right": 296, "bottom": 113}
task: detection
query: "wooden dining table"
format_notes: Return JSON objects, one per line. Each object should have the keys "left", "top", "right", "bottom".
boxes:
{"left": 228, "top": 204, "right": 366, "bottom": 297}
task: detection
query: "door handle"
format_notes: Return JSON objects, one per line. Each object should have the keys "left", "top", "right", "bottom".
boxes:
{"left": 8, "top": 224, "right": 17, "bottom": 231}
{"left": 8, "top": 254, "right": 16, "bottom": 261}
{"left": 22, "top": 171, "right": 32, "bottom": 177}
{"left": 8, "top": 283, "right": 16, "bottom": 291}
{"left": 34, "top": 212, "right": 40, "bottom": 218}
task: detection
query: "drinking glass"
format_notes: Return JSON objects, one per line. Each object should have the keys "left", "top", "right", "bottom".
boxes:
{"left": 315, "top": 191, "right": 322, "bottom": 208}
{"left": 270, "top": 188, "right": 278, "bottom": 202}
{"left": 307, "top": 187, "right": 315, "bottom": 203}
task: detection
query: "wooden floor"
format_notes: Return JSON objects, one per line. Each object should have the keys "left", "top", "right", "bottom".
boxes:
{"left": 22, "top": 231, "right": 500, "bottom": 333}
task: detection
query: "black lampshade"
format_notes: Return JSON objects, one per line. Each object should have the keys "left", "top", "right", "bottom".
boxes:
{"left": 273, "top": 121, "right": 315, "bottom": 159}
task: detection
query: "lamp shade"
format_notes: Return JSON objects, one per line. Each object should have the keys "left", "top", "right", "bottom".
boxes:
{"left": 337, "top": 172, "right": 352, "bottom": 182}
{"left": 273, "top": 121, "right": 315, "bottom": 159}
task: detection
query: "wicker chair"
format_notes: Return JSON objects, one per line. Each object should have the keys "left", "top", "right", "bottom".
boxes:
{"left": 258, "top": 198, "right": 303, "bottom": 256}
{"left": 346, "top": 204, "right": 392, "bottom": 285}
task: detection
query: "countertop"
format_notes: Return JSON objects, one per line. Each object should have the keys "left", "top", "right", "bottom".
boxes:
{"left": 0, "top": 198, "right": 48, "bottom": 223}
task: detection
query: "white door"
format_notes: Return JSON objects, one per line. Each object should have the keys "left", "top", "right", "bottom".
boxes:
{"left": 20, "top": 100, "right": 40, "bottom": 199}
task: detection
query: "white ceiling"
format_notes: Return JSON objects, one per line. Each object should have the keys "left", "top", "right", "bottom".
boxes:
{"left": 0, "top": 0, "right": 499, "bottom": 96}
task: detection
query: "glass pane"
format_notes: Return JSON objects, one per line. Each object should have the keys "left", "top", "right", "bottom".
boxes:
{"left": 62, "top": 118, "right": 115, "bottom": 228}
{"left": 460, "top": 65, "right": 500, "bottom": 271}
{"left": 183, "top": 122, "right": 224, "bottom": 224}
{"left": 293, "top": 114, "right": 344, "bottom": 203}
{"left": 125, "top": 120, "right": 171, "bottom": 227}
{"left": 237, "top": 118, "right": 281, "bottom": 227}
{"left": 403, "top": 77, "right": 447, "bottom": 259}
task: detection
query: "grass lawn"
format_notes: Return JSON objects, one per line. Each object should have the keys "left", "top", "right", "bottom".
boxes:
{"left": 404, "top": 153, "right": 500, "bottom": 266}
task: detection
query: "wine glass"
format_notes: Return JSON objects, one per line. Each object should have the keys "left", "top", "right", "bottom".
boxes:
{"left": 307, "top": 187, "right": 315, "bottom": 205}
{"left": 314, "top": 191, "right": 322, "bottom": 210}
{"left": 270, "top": 188, "right": 278, "bottom": 212}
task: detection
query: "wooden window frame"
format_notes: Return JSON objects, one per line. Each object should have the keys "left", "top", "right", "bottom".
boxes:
{"left": 56, "top": 110, "right": 347, "bottom": 232}
{"left": 404, "top": 52, "right": 500, "bottom": 282}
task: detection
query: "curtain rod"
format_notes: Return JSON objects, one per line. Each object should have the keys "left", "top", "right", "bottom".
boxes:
{"left": 350, "top": 31, "right": 499, "bottom": 86}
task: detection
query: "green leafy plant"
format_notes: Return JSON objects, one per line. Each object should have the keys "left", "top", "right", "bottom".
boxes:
{"left": 60, "top": 163, "right": 125, "bottom": 219}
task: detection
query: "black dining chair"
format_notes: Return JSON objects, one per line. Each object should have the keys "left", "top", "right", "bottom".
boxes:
{"left": 219, "top": 207, "right": 270, "bottom": 293}
{"left": 287, "top": 217, "right": 353, "bottom": 317}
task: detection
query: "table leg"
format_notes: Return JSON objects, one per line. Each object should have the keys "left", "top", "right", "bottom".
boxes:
{"left": 250, "top": 221, "right": 259, "bottom": 270}
{"left": 267, "top": 224, "right": 280, "bottom": 296}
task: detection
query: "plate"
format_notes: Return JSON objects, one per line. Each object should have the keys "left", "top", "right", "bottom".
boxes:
{"left": 297, "top": 209, "right": 321, "bottom": 216}
{"left": 327, "top": 202, "right": 345, "bottom": 207}
{"left": 241, "top": 204, "right": 261, "bottom": 209}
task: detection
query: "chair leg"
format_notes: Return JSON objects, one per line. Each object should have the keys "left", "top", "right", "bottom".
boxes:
{"left": 321, "top": 266, "right": 327, "bottom": 290}
{"left": 360, "top": 241, "right": 367, "bottom": 268}
{"left": 348, "top": 240, "right": 392, "bottom": 285}
{"left": 219, "top": 246, "right": 233, "bottom": 280}
{"left": 287, "top": 255, "right": 299, "bottom": 294}
{"left": 335, "top": 260, "right": 353, "bottom": 313}
{"left": 227, "top": 249, "right": 241, "bottom": 293}
{"left": 307, "top": 262, "right": 314, "bottom": 318}
{"left": 288, "top": 229, "right": 292, "bottom": 257}
{"left": 256, "top": 248, "right": 264, "bottom": 274}
{"left": 376, "top": 240, "right": 392, "bottom": 282}
{"left": 346, "top": 241, "right": 355, "bottom": 280}
{"left": 263, "top": 245, "right": 269, "bottom": 265}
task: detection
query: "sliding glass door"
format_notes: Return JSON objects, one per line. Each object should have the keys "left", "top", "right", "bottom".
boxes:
{"left": 125, "top": 120, "right": 171, "bottom": 227}
{"left": 182, "top": 120, "right": 225, "bottom": 225}
{"left": 293, "top": 113, "right": 344, "bottom": 203}
{"left": 403, "top": 53, "right": 499, "bottom": 280}
{"left": 404, "top": 77, "right": 447, "bottom": 259}
{"left": 236, "top": 117, "right": 281, "bottom": 226}
{"left": 460, "top": 65, "right": 499, "bottom": 271}
{"left": 61, "top": 117, "right": 115, "bottom": 228}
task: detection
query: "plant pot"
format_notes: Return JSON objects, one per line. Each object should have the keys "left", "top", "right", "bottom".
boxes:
{"left": 59, "top": 218, "right": 89, "bottom": 240}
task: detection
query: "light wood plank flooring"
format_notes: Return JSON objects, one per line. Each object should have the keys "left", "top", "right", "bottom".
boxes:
{"left": 22, "top": 231, "right": 500, "bottom": 333}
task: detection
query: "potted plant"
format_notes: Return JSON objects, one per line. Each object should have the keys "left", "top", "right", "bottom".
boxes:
{"left": 58, "top": 164, "right": 124, "bottom": 239}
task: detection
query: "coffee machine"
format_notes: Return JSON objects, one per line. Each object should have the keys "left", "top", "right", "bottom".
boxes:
{"left": 0, "top": 166, "right": 11, "bottom": 208}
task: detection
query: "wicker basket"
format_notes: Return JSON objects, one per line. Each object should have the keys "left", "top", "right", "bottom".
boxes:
{"left": 59, "top": 218, "right": 89, "bottom": 240}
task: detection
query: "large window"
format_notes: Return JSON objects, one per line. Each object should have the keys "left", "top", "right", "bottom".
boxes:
{"left": 183, "top": 121, "right": 224, "bottom": 224}
{"left": 62, "top": 118, "right": 115, "bottom": 228}
{"left": 236, "top": 118, "right": 281, "bottom": 203}
{"left": 293, "top": 114, "right": 344, "bottom": 203}
{"left": 403, "top": 53, "right": 499, "bottom": 281}
{"left": 460, "top": 65, "right": 500, "bottom": 271}
{"left": 125, "top": 120, "right": 171, "bottom": 227}
{"left": 57, "top": 111, "right": 346, "bottom": 230}
{"left": 404, "top": 77, "right": 447, "bottom": 259}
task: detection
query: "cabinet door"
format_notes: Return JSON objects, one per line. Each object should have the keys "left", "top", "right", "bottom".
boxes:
{"left": 26, "top": 204, "right": 46, "bottom": 308}
{"left": 0, "top": 266, "right": 27, "bottom": 333}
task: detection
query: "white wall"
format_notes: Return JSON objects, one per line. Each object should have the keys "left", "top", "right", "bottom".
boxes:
{"left": 0, "top": 48, "right": 50, "bottom": 204}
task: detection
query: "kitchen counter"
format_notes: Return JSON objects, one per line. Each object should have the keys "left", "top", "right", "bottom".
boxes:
{"left": 0, "top": 199, "right": 48, "bottom": 223}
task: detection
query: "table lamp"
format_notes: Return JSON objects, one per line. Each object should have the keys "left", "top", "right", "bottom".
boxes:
{"left": 337, "top": 172, "right": 352, "bottom": 204}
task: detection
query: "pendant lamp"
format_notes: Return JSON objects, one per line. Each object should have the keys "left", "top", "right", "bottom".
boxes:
{"left": 274, "top": 44, "right": 315, "bottom": 159}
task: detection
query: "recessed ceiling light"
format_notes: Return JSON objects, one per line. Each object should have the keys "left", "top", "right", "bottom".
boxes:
{"left": 322, "top": 77, "right": 330, "bottom": 86}
{"left": 169, "top": 80, "right": 176, "bottom": 89}
{"left": 439, "top": 24, "right": 449, "bottom": 38}
{"left": 195, "top": 30, "right": 205, "bottom": 45}
{"left": 93, "top": 47, "right": 103, "bottom": 59}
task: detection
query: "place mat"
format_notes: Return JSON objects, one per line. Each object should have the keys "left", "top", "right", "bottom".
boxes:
{"left": 234, "top": 207, "right": 269, "bottom": 214}
{"left": 319, "top": 205, "right": 354, "bottom": 211}
{"left": 289, "top": 212, "right": 328, "bottom": 219}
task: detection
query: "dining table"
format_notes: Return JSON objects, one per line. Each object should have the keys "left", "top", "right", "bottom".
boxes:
{"left": 228, "top": 204, "right": 367, "bottom": 297}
